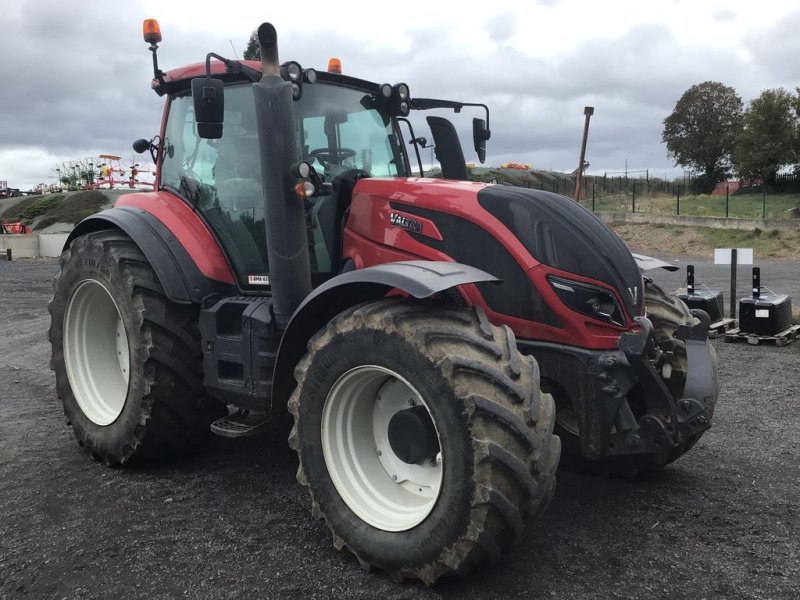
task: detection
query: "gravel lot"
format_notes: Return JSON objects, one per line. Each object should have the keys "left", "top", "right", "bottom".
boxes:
{"left": 1, "top": 257, "right": 798, "bottom": 600}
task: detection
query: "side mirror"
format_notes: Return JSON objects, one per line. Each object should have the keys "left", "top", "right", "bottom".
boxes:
{"left": 472, "top": 118, "right": 491, "bottom": 164}
{"left": 132, "top": 138, "right": 150, "bottom": 153}
{"left": 191, "top": 77, "right": 225, "bottom": 139}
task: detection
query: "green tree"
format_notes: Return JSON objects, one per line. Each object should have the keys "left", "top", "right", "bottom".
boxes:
{"left": 662, "top": 81, "right": 743, "bottom": 192}
{"left": 733, "top": 88, "right": 796, "bottom": 186}
{"left": 243, "top": 30, "right": 259, "bottom": 61}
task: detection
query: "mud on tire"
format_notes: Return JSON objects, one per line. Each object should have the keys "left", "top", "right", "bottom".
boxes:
{"left": 48, "top": 230, "right": 225, "bottom": 465}
{"left": 287, "top": 298, "right": 560, "bottom": 584}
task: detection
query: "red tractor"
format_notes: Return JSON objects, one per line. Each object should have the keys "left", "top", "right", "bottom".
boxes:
{"left": 49, "top": 21, "right": 718, "bottom": 583}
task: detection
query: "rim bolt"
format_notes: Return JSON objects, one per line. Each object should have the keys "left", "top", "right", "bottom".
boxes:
{"left": 377, "top": 449, "right": 382, "bottom": 456}
{"left": 392, "top": 474, "right": 398, "bottom": 481}
{"left": 408, "top": 398, "right": 417, "bottom": 406}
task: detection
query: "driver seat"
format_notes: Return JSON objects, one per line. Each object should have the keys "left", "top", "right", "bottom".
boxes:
{"left": 310, "top": 169, "right": 367, "bottom": 275}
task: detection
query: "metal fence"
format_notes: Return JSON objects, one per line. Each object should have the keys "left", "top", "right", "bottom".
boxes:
{"left": 469, "top": 168, "right": 799, "bottom": 220}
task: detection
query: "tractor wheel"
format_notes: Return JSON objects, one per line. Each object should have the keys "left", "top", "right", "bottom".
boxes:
{"left": 287, "top": 299, "right": 559, "bottom": 584}
{"left": 554, "top": 280, "right": 719, "bottom": 477}
{"left": 48, "top": 230, "right": 225, "bottom": 465}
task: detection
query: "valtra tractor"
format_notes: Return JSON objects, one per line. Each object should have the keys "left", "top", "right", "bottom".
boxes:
{"left": 48, "top": 20, "right": 719, "bottom": 583}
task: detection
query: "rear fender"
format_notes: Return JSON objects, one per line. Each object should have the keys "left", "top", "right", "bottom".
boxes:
{"left": 65, "top": 207, "right": 236, "bottom": 304}
{"left": 269, "top": 260, "right": 497, "bottom": 412}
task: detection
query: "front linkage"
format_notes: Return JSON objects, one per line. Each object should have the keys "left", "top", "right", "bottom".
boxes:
{"left": 612, "top": 312, "right": 714, "bottom": 457}
{"left": 524, "top": 309, "right": 717, "bottom": 466}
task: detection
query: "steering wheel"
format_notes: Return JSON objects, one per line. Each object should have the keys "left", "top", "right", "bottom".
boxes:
{"left": 309, "top": 147, "right": 357, "bottom": 166}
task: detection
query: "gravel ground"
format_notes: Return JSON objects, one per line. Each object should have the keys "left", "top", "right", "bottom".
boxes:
{"left": 1, "top": 258, "right": 798, "bottom": 600}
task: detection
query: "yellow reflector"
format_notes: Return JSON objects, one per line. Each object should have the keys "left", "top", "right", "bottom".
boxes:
{"left": 143, "top": 19, "right": 162, "bottom": 45}
{"left": 327, "top": 58, "right": 342, "bottom": 74}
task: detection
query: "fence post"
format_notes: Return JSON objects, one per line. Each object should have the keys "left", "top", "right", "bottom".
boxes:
{"left": 632, "top": 180, "right": 636, "bottom": 213}
{"left": 677, "top": 188, "right": 680, "bottom": 215}
{"left": 762, "top": 187, "right": 766, "bottom": 219}
{"left": 725, "top": 184, "right": 729, "bottom": 218}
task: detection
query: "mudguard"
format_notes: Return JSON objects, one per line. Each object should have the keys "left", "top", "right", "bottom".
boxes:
{"left": 269, "top": 260, "right": 498, "bottom": 412}
{"left": 65, "top": 207, "right": 236, "bottom": 304}
{"left": 632, "top": 252, "right": 679, "bottom": 272}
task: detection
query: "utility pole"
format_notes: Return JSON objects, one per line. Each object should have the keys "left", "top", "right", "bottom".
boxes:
{"left": 573, "top": 106, "right": 594, "bottom": 202}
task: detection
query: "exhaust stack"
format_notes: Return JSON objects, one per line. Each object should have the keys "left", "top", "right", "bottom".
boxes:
{"left": 252, "top": 22, "right": 312, "bottom": 328}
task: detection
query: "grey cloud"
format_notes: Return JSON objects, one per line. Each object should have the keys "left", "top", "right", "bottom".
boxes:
{"left": 743, "top": 11, "right": 800, "bottom": 83}
{"left": 4, "top": 1, "right": 800, "bottom": 188}
{"left": 484, "top": 13, "right": 517, "bottom": 43}
{"left": 712, "top": 9, "right": 737, "bottom": 22}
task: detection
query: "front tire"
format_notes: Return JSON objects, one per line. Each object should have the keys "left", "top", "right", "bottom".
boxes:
{"left": 288, "top": 299, "right": 559, "bottom": 584}
{"left": 48, "top": 230, "right": 225, "bottom": 465}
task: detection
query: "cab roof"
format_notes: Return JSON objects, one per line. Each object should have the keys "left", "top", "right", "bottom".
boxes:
{"left": 153, "top": 59, "right": 382, "bottom": 97}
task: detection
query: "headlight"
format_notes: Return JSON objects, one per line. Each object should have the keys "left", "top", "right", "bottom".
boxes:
{"left": 548, "top": 276, "right": 625, "bottom": 326}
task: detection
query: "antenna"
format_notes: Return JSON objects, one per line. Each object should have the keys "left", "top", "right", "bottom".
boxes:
{"left": 229, "top": 39, "right": 239, "bottom": 60}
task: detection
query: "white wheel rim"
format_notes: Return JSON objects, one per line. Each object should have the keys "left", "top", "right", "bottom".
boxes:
{"left": 63, "top": 279, "right": 130, "bottom": 426}
{"left": 321, "top": 365, "right": 443, "bottom": 532}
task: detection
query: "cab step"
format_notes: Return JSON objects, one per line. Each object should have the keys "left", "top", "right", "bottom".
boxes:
{"left": 211, "top": 410, "right": 272, "bottom": 438}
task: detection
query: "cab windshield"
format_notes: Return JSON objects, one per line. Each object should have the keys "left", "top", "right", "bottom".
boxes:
{"left": 159, "top": 82, "right": 407, "bottom": 284}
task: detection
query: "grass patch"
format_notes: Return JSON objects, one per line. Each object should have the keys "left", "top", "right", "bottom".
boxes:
{"left": 611, "top": 222, "right": 800, "bottom": 260}
{"left": 42, "top": 190, "right": 110, "bottom": 225}
{"left": 3, "top": 190, "right": 115, "bottom": 230}
{"left": 19, "top": 194, "right": 65, "bottom": 221}
{"left": 590, "top": 192, "right": 800, "bottom": 219}
{"left": 0, "top": 194, "right": 59, "bottom": 221}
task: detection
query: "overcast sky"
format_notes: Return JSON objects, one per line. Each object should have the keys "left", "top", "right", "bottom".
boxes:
{"left": 1, "top": 0, "right": 798, "bottom": 189}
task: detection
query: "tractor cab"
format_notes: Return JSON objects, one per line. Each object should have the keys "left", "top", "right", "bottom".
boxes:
{"left": 140, "top": 43, "right": 488, "bottom": 292}
{"left": 157, "top": 70, "right": 411, "bottom": 287}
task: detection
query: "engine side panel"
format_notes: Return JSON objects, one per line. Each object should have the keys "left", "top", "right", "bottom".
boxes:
{"left": 343, "top": 177, "right": 631, "bottom": 350}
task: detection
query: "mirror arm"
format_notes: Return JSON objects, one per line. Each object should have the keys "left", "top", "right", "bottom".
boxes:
{"left": 397, "top": 117, "right": 425, "bottom": 177}
{"left": 204, "top": 52, "right": 260, "bottom": 82}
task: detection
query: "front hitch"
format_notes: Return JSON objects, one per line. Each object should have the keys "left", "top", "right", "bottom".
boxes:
{"left": 611, "top": 314, "right": 716, "bottom": 455}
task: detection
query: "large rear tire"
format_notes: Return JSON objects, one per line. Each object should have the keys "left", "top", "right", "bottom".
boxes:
{"left": 288, "top": 299, "right": 559, "bottom": 584}
{"left": 554, "top": 280, "right": 719, "bottom": 477}
{"left": 48, "top": 230, "right": 225, "bottom": 465}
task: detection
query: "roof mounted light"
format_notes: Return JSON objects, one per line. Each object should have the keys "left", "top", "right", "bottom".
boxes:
{"left": 303, "top": 68, "right": 317, "bottom": 84}
{"left": 143, "top": 19, "right": 162, "bottom": 45}
{"left": 281, "top": 61, "right": 302, "bottom": 81}
{"left": 394, "top": 83, "right": 409, "bottom": 100}
{"left": 379, "top": 83, "right": 393, "bottom": 98}
{"left": 291, "top": 82, "right": 302, "bottom": 100}
{"left": 327, "top": 57, "right": 342, "bottom": 74}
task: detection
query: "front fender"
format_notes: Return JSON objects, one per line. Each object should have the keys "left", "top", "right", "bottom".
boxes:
{"left": 269, "top": 260, "right": 497, "bottom": 413}
{"left": 65, "top": 207, "right": 236, "bottom": 304}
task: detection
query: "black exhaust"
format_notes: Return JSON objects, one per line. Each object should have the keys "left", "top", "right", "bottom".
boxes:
{"left": 253, "top": 22, "right": 312, "bottom": 328}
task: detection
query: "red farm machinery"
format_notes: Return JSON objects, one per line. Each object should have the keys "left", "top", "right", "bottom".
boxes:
{"left": 48, "top": 20, "right": 719, "bottom": 583}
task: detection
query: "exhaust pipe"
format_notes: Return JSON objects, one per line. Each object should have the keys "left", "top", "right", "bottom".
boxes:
{"left": 253, "top": 22, "right": 312, "bottom": 328}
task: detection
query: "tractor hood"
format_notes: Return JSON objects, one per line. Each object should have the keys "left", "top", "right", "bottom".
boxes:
{"left": 476, "top": 186, "right": 644, "bottom": 317}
